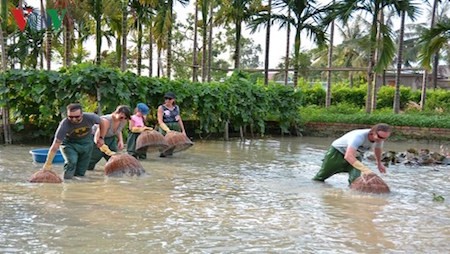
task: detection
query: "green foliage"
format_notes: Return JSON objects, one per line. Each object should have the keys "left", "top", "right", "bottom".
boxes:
{"left": 425, "top": 89, "right": 450, "bottom": 112}
{"left": 301, "top": 106, "right": 450, "bottom": 129}
{"left": 376, "top": 85, "right": 413, "bottom": 109}
{"left": 298, "top": 83, "right": 326, "bottom": 106}
{"left": 0, "top": 66, "right": 302, "bottom": 139}
{"left": 332, "top": 84, "right": 366, "bottom": 107}
{"left": 299, "top": 82, "right": 450, "bottom": 113}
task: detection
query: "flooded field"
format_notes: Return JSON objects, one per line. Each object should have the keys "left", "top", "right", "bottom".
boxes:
{"left": 0, "top": 137, "right": 449, "bottom": 253}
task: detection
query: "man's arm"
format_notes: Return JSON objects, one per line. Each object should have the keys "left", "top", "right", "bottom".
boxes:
{"left": 374, "top": 147, "right": 387, "bottom": 173}
{"left": 43, "top": 139, "right": 62, "bottom": 170}
{"left": 96, "top": 118, "right": 108, "bottom": 147}
{"left": 344, "top": 146, "right": 373, "bottom": 174}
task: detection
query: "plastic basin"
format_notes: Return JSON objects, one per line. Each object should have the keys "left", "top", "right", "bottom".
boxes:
{"left": 30, "top": 148, "right": 64, "bottom": 164}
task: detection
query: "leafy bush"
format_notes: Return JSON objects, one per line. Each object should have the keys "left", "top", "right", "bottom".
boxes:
{"left": 0, "top": 67, "right": 302, "bottom": 139}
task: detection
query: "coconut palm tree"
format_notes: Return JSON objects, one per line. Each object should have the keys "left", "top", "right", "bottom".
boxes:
{"left": 418, "top": 19, "right": 450, "bottom": 71}
{"left": 271, "top": 0, "right": 329, "bottom": 87}
{"left": 420, "top": 0, "right": 450, "bottom": 109}
{"left": 393, "top": 10, "right": 406, "bottom": 114}
{"left": 152, "top": 0, "right": 189, "bottom": 78}
{"left": 391, "top": 1, "right": 420, "bottom": 114}
{"left": 216, "top": 0, "right": 263, "bottom": 70}
{"left": 330, "top": 0, "right": 419, "bottom": 113}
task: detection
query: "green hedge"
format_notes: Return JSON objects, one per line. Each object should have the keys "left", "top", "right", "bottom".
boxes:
{"left": 299, "top": 81, "right": 450, "bottom": 113}
{"left": 0, "top": 66, "right": 302, "bottom": 139}
{"left": 301, "top": 106, "right": 450, "bottom": 129}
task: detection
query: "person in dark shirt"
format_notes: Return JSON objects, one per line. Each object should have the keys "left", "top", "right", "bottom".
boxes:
{"left": 157, "top": 92, "right": 186, "bottom": 135}
{"left": 43, "top": 103, "right": 108, "bottom": 179}
{"left": 157, "top": 92, "right": 187, "bottom": 157}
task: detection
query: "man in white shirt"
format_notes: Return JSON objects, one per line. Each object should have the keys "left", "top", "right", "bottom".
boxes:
{"left": 313, "top": 123, "right": 392, "bottom": 185}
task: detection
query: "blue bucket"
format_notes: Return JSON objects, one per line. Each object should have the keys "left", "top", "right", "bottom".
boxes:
{"left": 30, "top": 148, "right": 64, "bottom": 164}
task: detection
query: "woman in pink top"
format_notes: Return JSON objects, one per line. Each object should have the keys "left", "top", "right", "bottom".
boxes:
{"left": 126, "top": 103, "right": 152, "bottom": 159}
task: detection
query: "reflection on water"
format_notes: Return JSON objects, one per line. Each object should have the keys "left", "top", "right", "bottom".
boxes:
{"left": 0, "top": 137, "right": 449, "bottom": 253}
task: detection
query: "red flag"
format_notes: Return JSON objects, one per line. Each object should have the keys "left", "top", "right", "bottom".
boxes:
{"left": 11, "top": 8, "right": 27, "bottom": 31}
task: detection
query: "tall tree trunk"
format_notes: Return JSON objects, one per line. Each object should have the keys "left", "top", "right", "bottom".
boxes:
{"left": 137, "top": 20, "right": 143, "bottom": 75}
{"left": 0, "top": 0, "right": 11, "bottom": 144}
{"left": 121, "top": 0, "right": 127, "bottom": 71}
{"left": 421, "top": 0, "right": 439, "bottom": 109}
{"left": 63, "top": 21, "right": 72, "bottom": 67}
{"left": 148, "top": 18, "right": 153, "bottom": 77}
{"left": 365, "top": 4, "right": 380, "bottom": 113}
{"left": 39, "top": 0, "right": 45, "bottom": 69}
{"left": 371, "top": 10, "right": 383, "bottom": 112}
{"left": 166, "top": 0, "right": 173, "bottom": 78}
{"left": 95, "top": 0, "right": 102, "bottom": 65}
{"left": 0, "top": 0, "right": 7, "bottom": 70}
{"left": 192, "top": 0, "right": 199, "bottom": 82}
{"left": 430, "top": 0, "right": 439, "bottom": 89}
{"left": 263, "top": 0, "right": 272, "bottom": 85}
{"left": 325, "top": 19, "right": 334, "bottom": 108}
{"left": 293, "top": 26, "right": 301, "bottom": 87}
{"left": 201, "top": 0, "right": 208, "bottom": 82}
{"left": 393, "top": 10, "right": 405, "bottom": 114}
{"left": 284, "top": 8, "right": 290, "bottom": 86}
{"left": 234, "top": 21, "right": 241, "bottom": 69}
{"left": 207, "top": 2, "right": 213, "bottom": 82}
{"left": 46, "top": 28, "right": 52, "bottom": 70}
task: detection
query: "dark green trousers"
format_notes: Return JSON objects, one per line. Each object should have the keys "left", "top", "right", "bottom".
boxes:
{"left": 87, "top": 136, "right": 117, "bottom": 170}
{"left": 312, "top": 146, "right": 362, "bottom": 185}
{"left": 127, "top": 132, "right": 146, "bottom": 159}
{"left": 60, "top": 135, "right": 94, "bottom": 179}
{"left": 158, "top": 122, "right": 181, "bottom": 156}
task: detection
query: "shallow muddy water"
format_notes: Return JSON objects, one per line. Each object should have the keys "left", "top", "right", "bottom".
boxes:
{"left": 0, "top": 137, "right": 449, "bottom": 253}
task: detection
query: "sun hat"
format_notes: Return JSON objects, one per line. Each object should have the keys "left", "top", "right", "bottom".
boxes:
{"left": 136, "top": 103, "right": 149, "bottom": 115}
{"left": 164, "top": 92, "right": 176, "bottom": 99}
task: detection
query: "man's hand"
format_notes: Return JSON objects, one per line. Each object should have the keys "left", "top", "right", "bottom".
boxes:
{"left": 377, "top": 164, "right": 387, "bottom": 174}
{"left": 117, "top": 141, "right": 124, "bottom": 150}
{"left": 96, "top": 137, "right": 105, "bottom": 147}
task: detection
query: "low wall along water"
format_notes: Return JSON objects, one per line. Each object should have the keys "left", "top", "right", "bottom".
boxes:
{"left": 304, "top": 122, "right": 450, "bottom": 141}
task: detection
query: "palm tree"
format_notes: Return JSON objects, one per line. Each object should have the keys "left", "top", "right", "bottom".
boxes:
{"left": 54, "top": 0, "right": 75, "bottom": 68}
{"left": 200, "top": 0, "right": 214, "bottom": 82}
{"left": 418, "top": 20, "right": 450, "bottom": 72}
{"left": 216, "top": 0, "right": 263, "bottom": 70}
{"left": 94, "top": 0, "right": 102, "bottom": 65}
{"left": 206, "top": 0, "right": 215, "bottom": 82}
{"left": 334, "top": 16, "right": 370, "bottom": 87}
{"left": 192, "top": 0, "right": 199, "bottom": 81}
{"left": 121, "top": 0, "right": 128, "bottom": 71}
{"left": 152, "top": 0, "right": 189, "bottom": 78}
{"left": 326, "top": 6, "right": 334, "bottom": 108}
{"left": 272, "top": 0, "right": 329, "bottom": 87}
{"left": 420, "top": 0, "right": 449, "bottom": 109}
{"left": 393, "top": 9, "right": 406, "bottom": 114}
{"left": 284, "top": 7, "right": 290, "bottom": 86}
{"left": 264, "top": 0, "right": 272, "bottom": 85}
{"left": 330, "top": 0, "right": 418, "bottom": 113}
{"left": 387, "top": 0, "right": 420, "bottom": 115}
